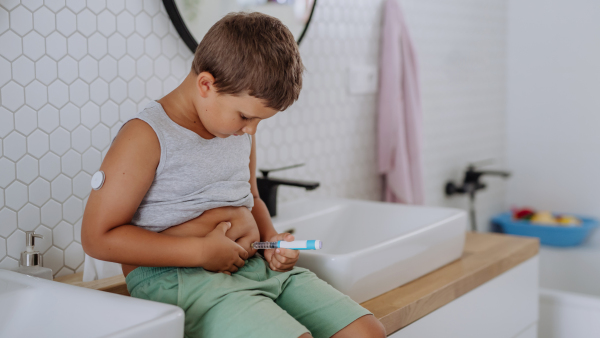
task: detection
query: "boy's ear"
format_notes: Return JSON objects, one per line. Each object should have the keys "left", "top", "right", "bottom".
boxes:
{"left": 196, "top": 71, "right": 216, "bottom": 98}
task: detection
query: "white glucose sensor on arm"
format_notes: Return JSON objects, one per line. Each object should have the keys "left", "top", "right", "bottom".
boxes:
{"left": 91, "top": 171, "right": 105, "bottom": 190}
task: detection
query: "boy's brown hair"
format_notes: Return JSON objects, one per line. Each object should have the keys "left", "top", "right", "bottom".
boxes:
{"left": 192, "top": 12, "right": 304, "bottom": 111}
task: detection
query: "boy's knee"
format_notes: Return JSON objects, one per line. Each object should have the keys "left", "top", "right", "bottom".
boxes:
{"left": 298, "top": 333, "right": 313, "bottom": 338}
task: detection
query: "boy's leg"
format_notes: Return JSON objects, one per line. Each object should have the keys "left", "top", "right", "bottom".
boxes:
{"left": 127, "top": 260, "right": 314, "bottom": 338}
{"left": 267, "top": 265, "right": 377, "bottom": 338}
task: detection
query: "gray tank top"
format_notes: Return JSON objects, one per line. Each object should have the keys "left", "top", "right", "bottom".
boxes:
{"left": 118, "top": 101, "right": 254, "bottom": 232}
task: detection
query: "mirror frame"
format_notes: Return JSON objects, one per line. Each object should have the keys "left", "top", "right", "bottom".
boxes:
{"left": 163, "top": 0, "right": 317, "bottom": 53}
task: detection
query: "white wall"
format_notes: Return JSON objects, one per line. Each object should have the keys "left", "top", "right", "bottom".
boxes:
{"left": 400, "top": 0, "right": 509, "bottom": 232}
{"left": 506, "top": 0, "right": 600, "bottom": 241}
{"left": 0, "top": 0, "right": 509, "bottom": 276}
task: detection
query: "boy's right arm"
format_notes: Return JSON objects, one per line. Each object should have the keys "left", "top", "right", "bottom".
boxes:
{"left": 81, "top": 119, "right": 248, "bottom": 272}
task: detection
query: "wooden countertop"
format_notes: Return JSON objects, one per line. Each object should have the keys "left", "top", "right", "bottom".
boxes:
{"left": 55, "top": 232, "right": 539, "bottom": 335}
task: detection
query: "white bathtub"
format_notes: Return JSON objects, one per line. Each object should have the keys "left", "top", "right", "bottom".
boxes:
{"left": 538, "top": 239, "right": 600, "bottom": 338}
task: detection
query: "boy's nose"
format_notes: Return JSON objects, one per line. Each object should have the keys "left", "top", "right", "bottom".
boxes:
{"left": 242, "top": 122, "right": 259, "bottom": 135}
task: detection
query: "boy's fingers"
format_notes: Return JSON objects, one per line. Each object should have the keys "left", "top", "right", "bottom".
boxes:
{"left": 271, "top": 233, "right": 295, "bottom": 242}
{"left": 275, "top": 248, "right": 299, "bottom": 261}
{"left": 235, "top": 257, "right": 245, "bottom": 268}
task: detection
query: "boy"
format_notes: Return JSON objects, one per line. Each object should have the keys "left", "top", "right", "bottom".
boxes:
{"left": 82, "top": 12, "right": 385, "bottom": 338}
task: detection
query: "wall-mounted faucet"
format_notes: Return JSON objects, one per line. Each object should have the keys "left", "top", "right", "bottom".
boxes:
{"left": 257, "top": 164, "right": 320, "bottom": 217}
{"left": 445, "top": 164, "right": 511, "bottom": 232}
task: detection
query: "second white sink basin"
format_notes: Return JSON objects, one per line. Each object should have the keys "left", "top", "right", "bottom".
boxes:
{"left": 0, "top": 269, "right": 184, "bottom": 338}
{"left": 271, "top": 198, "right": 467, "bottom": 303}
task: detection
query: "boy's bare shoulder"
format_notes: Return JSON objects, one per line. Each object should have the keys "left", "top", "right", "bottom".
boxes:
{"left": 106, "top": 118, "right": 160, "bottom": 169}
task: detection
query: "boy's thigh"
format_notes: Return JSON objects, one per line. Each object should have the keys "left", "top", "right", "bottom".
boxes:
{"left": 275, "top": 269, "right": 372, "bottom": 338}
{"left": 185, "top": 288, "right": 310, "bottom": 338}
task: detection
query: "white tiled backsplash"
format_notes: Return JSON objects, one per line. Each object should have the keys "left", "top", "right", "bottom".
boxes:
{"left": 0, "top": 0, "right": 508, "bottom": 277}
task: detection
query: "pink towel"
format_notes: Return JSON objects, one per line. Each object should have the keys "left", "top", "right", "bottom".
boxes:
{"left": 377, "top": 0, "right": 424, "bottom": 204}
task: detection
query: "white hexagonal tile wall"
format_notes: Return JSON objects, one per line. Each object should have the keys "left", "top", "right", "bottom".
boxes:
{"left": 72, "top": 172, "right": 91, "bottom": 199}
{"left": 0, "top": 208, "right": 17, "bottom": 237}
{"left": 107, "top": 33, "right": 126, "bottom": 59}
{"left": 61, "top": 149, "right": 81, "bottom": 177}
{"left": 80, "top": 101, "right": 100, "bottom": 128}
{"left": 27, "top": 129, "right": 50, "bottom": 158}
{"left": 135, "top": 12, "right": 152, "bottom": 37}
{"left": 79, "top": 56, "right": 98, "bottom": 83}
{"left": 56, "top": 8, "right": 76, "bottom": 36}
{"left": 10, "top": 6, "right": 33, "bottom": 37}
{"left": 42, "top": 0, "right": 64, "bottom": 13}
{"left": 25, "top": 80, "right": 48, "bottom": 110}
{"left": 62, "top": 196, "right": 82, "bottom": 223}
{"left": 41, "top": 199, "right": 62, "bottom": 228}
{"left": 0, "top": 31, "right": 22, "bottom": 61}
{"left": 5, "top": 180, "right": 28, "bottom": 210}
{"left": 39, "top": 152, "right": 60, "bottom": 181}
{"left": 45, "top": 32, "right": 67, "bottom": 61}
{"left": 98, "top": 55, "right": 117, "bottom": 82}
{"left": 47, "top": 80, "right": 69, "bottom": 108}
{"left": 14, "top": 106, "right": 38, "bottom": 135}
{"left": 3, "top": 132, "right": 26, "bottom": 161}
{"left": 100, "top": 100, "right": 119, "bottom": 125}
{"left": 42, "top": 245, "right": 63, "bottom": 275}
{"left": 88, "top": 33, "right": 108, "bottom": 60}
{"left": 0, "top": 7, "right": 9, "bottom": 34}
{"left": 23, "top": 31, "right": 45, "bottom": 61}
{"left": 0, "top": 57, "right": 11, "bottom": 87}
{"left": 71, "top": 125, "right": 91, "bottom": 153}
{"left": 97, "top": 10, "right": 116, "bottom": 36}
{"left": 126, "top": 33, "right": 144, "bottom": 59}
{"left": 59, "top": 103, "right": 80, "bottom": 131}
{"left": 91, "top": 124, "right": 109, "bottom": 150}
{"left": 82, "top": 147, "right": 101, "bottom": 173}
{"left": 64, "top": 241, "right": 83, "bottom": 270}
{"left": 7, "top": 230, "right": 26, "bottom": 259}
{"left": 69, "top": 79, "right": 90, "bottom": 107}
{"left": 1, "top": 81, "right": 25, "bottom": 111}
{"left": 67, "top": 33, "right": 87, "bottom": 60}
{"left": 116, "top": 11, "right": 134, "bottom": 37}
{"left": 58, "top": 56, "right": 78, "bottom": 84}
{"left": 18, "top": 203, "right": 41, "bottom": 231}
{"left": 53, "top": 220, "right": 73, "bottom": 249}
{"left": 29, "top": 177, "right": 51, "bottom": 207}
{"left": 0, "top": 158, "right": 16, "bottom": 188}
{"left": 48, "top": 127, "right": 71, "bottom": 155}
{"left": 0, "top": 238, "right": 5, "bottom": 257}
{"left": 0, "top": 108, "right": 14, "bottom": 138}
{"left": 35, "top": 56, "right": 58, "bottom": 86}
{"left": 108, "top": 78, "right": 127, "bottom": 103}
{"left": 89, "top": 78, "right": 109, "bottom": 105}
{"left": 16, "top": 155, "right": 38, "bottom": 184}
{"left": 51, "top": 174, "right": 71, "bottom": 202}
{"left": 76, "top": 9, "right": 96, "bottom": 37}
{"left": 32, "top": 6, "right": 55, "bottom": 36}
{"left": 66, "top": 0, "right": 86, "bottom": 14}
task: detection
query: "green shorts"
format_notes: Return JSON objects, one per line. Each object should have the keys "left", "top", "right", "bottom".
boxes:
{"left": 125, "top": 254, "right": 372, "bottom": 338}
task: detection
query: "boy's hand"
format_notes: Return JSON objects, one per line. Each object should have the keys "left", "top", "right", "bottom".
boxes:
{"left": 200, "top": 222, "right": 249, "bottom": 275}
{"left": 263, "top": 233, "right": 299, "bottom": 272}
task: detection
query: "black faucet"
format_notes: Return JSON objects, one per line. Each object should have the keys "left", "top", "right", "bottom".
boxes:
{"left": 256, "top": 164, "right": 320, "bottom": 217}
{"left": 445, "top": 164, "right": 511, "bottom": 232}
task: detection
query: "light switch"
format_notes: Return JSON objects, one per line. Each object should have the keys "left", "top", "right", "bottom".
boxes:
{"left": 347, "top": 65, "right": 378, "bottom": 94}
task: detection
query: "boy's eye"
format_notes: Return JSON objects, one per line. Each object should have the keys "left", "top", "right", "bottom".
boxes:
{"left": 240, "top": 114, "right": 249, "bottom": 120}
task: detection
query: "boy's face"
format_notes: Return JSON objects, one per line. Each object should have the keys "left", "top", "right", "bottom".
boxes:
{"left": 196, "top": 73, "right": 279, "bottom": 138}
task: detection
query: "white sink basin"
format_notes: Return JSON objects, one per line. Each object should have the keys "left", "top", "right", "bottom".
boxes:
{"left": 0, "top": 269, "right": 184, "bottom": 338}
{"left": 271, "top": 198, "right": 467, "bottom": 303}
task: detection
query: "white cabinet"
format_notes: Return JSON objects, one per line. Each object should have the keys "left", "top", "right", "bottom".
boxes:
{"left": 388, "top": 256, "right": 539, "bottom": 338}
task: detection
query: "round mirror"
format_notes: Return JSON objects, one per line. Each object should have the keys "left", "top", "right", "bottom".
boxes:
{"left": 163, "top": 0, "right": 317, "bottom": 53}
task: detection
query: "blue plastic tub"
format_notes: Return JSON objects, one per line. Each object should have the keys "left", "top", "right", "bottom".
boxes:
{"left": 491, "top": 212, "right": 599, "bottom": 247}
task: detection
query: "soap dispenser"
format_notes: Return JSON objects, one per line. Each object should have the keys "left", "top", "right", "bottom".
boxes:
{"left": 12, "top": 231, "right": 53, "bottom": 280}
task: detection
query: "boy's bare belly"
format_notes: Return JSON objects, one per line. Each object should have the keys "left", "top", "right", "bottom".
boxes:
{"left": 122, "top": 206, "right": 260, "bottom": 277}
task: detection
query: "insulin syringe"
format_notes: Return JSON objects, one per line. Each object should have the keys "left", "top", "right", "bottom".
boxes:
{"left": 252, "top": 240, "right": 322, "bottom": 250}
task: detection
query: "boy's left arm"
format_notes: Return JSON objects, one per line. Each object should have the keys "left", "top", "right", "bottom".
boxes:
{"left": 249, "top": 135, "right": 299, "bottom": 272}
